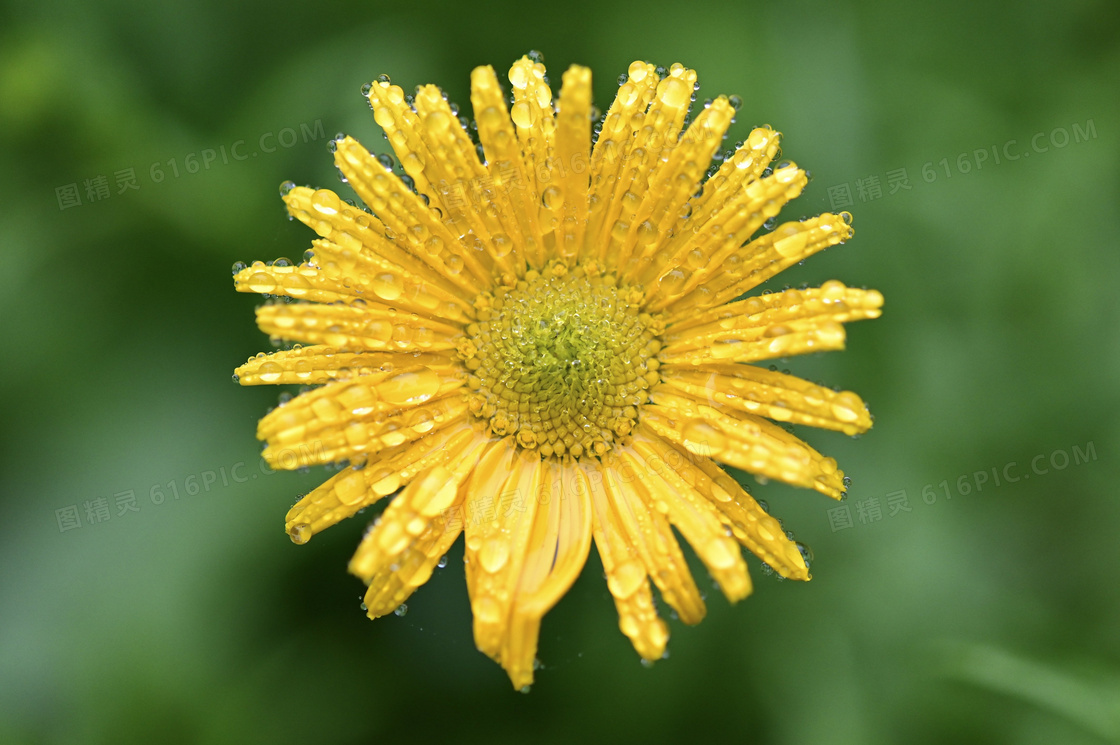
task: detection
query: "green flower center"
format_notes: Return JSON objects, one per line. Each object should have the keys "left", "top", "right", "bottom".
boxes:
{"left": 462, "top": 263, "right": 662, "bottom": 458}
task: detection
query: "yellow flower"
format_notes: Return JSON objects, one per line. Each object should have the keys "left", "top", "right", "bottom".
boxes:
{"left": 233, "top": 55, "right": 882, "bottom": 690}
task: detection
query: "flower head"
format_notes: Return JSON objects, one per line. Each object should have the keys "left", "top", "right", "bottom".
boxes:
{"left": 233, "top": 55, "right": 882, "bottom": 689}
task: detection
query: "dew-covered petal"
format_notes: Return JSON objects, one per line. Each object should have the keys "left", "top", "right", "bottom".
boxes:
{"left": 235, "top": 346, "right": 456, "bottom": 386}
{"left": 284, "top": 422, "right": 478, "bottom": 542}
{"left": 282, "top": 185, "right": 477, "bottom": 313}
{"left": 659, "top": 363, "right": 873, "bottom": 435}
{"left": 599, "top": 450, "right": 707, "bottom": 625}
{"left": 257, "top": 368, "right": 465, "bottom": 467}
{"left": 470, "top": 65, "right": 543, "bottom": 269}
{"left": 254, "top": 301, "right": 462, "bottom": 354}
{"left": 621, "top": 429, "right": 752, "bottom": 602}
{"left": 460, "top": 438, "right": 523, "bottom": 656}
{"left": 347, "top": 433, "right": 491, "bottom": 616}
{"left": 658, "top": 282, "right": 883, "bottom": 366}
{"left": 654, "top": 213, "right": 855, "bottom": 317}
{"left": 615, "top": 97, "right": 735, "bottom": 280}
{"left": 497, "top": 457, "right": 594, "bottom": 688}
{"left": 643, "top": 389, "right": 847, "bottom": 499}
{"left": 332, "top": 135, "right": 490, "bottom": 293}
{"left": 410, "top": 84, "right": 523, "bottom": 284}
{"left": 633, "top": 429, "right": 810, "bottom": 580}
{"left": 587, "top": 61, "right": 660, "bottom": 266}
{"left": 548, "top": 65, "right": 593, "bottom": 263}
{"left": 639, "top": 163, "right": 809, "bottom": 301}
{"left": 507, "top": 56, "right": 556, "bottom": 252}
{"left": 585, "top": 457, "right": 670, "bottom": 661}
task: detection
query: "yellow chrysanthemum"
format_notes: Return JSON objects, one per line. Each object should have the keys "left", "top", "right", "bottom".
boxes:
{"left": 233, "top": 55, "right": 882, "bottom": 690}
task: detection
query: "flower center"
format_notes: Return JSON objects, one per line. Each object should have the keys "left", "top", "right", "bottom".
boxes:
{"left": 461, "top": 263, "right": 662, "bottom": 458}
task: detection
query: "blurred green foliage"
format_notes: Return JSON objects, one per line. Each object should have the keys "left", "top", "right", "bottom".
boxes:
{"left": 1, "top": 0, "right": 1118, "bottom": 743}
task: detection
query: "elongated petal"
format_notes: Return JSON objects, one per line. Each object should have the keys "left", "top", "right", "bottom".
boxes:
{"left": 284, "top": 423, "right": 478, "bottom": 542}
{"left": 659, "top": 363, "right": 873, "bottom": 435}
{"left": 500, "top": 458, "right": 594, "bottom": 688}
{"left": 254, "top": 301, "right": 462, "bottom": 353}
{"left": 235, "top": 346, "right": 456, "bottom": 386}
{"left": 332, "top": 134, "right": 490, "bottom": 293}
{"left": 634, "top": 429, "right": 810, "bottom": 580}
{"left": 257, "top": 368, "right": 465, "bottom": 467}
{"left": 470, "top": 65, "right": 542, "bottom": 268}
{"left": 659, "top": 282, "right": 883, "bottom": 366}
{"left": 347, "top": 433, "right": 492, "bottom": 616}
{"left": 623, "top": 428, "right": 752, "bottom": 602}
{"left": 600, "top": 451, "right": 707, "bottom": 625}
{"left": 655, "top": 214, "right": 854, "bottom": 317}
{"left": 640, "top": 164, "right": 809, "bottom": 303}
{"left": 643, "top": 389, "right": 847, "bottom": 499}
{"left": 585, "top": 458, "right": 670, "bottom": 661}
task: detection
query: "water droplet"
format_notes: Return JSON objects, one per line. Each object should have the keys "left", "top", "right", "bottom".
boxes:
{"left": 541, "top": 185, "right": 563, "bottom": 210}
{"left": 705, "top": 535, "right": 739, "bottom": 570}
{"left": 288, "top": 523, "right": 311, "bottom": 544}
{"left": 279, "top": 180, "right": 296, "bottom": 197}
{"left": 511, "top": 101, "right": 536, "bottom": 128}
{"left": 311, "top": 189, "right": 340, "bottom": 216}
{"left": 394, "top": 603, "right": 408, "bottom": 617}
{"left": 378, "top": 367, "right": 440, "bottom": 405}
{"left": 795, "top": 541, "right": 813, "bottom": 569}
{"left": 479, "top": 537, "right": 510, "bottom": 572}
{"left": 606, "top": 560, "right": 645, "bottom": 598}
{"left": 412, "top": 467, "right": 457, "bottom": 516}
{"left": 658, "top": 77, "right": 690, "bottom": 107}
{"left": 472, "top": 596, "right": 501, "bottom": 624}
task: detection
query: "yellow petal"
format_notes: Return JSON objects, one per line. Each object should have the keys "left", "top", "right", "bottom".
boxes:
{"left": 617, "top": 97, "right": 735, "bottom": 283}
{"left": 641, "top": 163, "right": 809, "bottom": 303}
{"left": 257, "top": 371, "right": 466, "bottom": 468}
{"left": 635, "top": 430, "right": 810, "bottom": 580}
{"left": 643, "top": 389, "right": 847, "bottom": 499}
{"left": 332, "top": 135, "right": 489, "bottom": 293}
{"left": 659, "top": 282, "right": 883, "bottom": 365}
{"left": 549, "top": 65, "right": 592, "bottom": 263}
{"left": 599, "top": 450, "right": 707, "bottom": 625}
{"left": 460, "top": 438, "right": 521, "bottom": 652}
{"left": 496, "top": 458, "right": 594, "bottom": 689}
{"left": 283, "top": 423, "right": 479, "bottom": 542}
{"left": 659, "top": 363, "right": 873, "bottom": 435}
{"left": 233, "top": 260, "right": 357, "bottom": 306}
{"left": 508, "top": 56, "right": 556, "bottom": 246}
{"left": 654, "top": 213, "right": 855, "bottom": 317}
{"left": 280, "top": 185, "right": 477, "bottom": 314}
{"left": 470, "top": 65, "right": 543, "bottom": 269}
{"left": 587, "top": 61, "right": 660, "bottom": 266}
{"left": 234, "top": 346, "right": 456, "bottom": 386}
{"left": 411, "top": 84, "right": 523, "bottom": 285}
{"left": 623, "top": 428, "right": 753, "bottom": 602}
{"left": 347, "top": 433, "right": 491, "bottom": 616}
{"left": 584, "top": 457, "right": 669, "bottom": 661}
{"left": 254, "top": 300, "right": 461, "bottom": 354}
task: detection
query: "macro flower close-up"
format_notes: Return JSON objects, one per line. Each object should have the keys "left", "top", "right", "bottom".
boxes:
{"left": 233, "top": 55, "right": 883, "bottom": 689}
{"left": 6, "top": 1, "right": 1118, "bottom": 741}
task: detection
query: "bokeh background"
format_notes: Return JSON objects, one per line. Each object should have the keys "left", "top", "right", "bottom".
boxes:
{"left": 2, "top": 0, "right": 1118, "bottom": 742}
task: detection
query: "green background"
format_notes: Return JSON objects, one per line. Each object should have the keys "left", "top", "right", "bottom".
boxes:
{"left": 2, "top": 0, "right": 1118, "bottom": 742}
